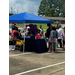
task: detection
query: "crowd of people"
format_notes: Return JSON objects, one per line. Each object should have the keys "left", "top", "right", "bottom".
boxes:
{"left": 9, "top": 23, "right": 44, "bottom": 45}
{"left": 24, "top": 24, "right": 43, "bottom": 39}
{"left": 45, "top": 23, "right": 65, "bottom": 52}
{"left": 9, "top": 23, "right": 65, "bottom": 52}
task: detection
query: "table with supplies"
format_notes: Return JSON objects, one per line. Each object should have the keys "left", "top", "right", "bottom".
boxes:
{"left": 16, "top": 36, "right": 48, "bottom": 53}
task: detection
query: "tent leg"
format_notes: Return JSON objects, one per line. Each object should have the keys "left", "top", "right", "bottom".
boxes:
{"left": 23, "top": 23, "right": 26, "bottom": 54}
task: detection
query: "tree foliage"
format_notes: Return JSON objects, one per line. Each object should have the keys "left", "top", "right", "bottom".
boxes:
{"left": 38, "top": 0, "right": 48, "bottom": 16}
{"left": 45, "top": 8, "right": 55, "bottom": 17}
{"left": 38, "top": 0, "right": 65, "bottom": 17}
{"left": 9, "top": 13, "right": 14, "bottom": 16}
{"left": 60, "top": 6, "right": 65, "bottom": 17}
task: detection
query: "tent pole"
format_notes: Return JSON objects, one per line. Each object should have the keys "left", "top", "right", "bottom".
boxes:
{"left": 23, "top": 23, "right": 26, "bottom": 54}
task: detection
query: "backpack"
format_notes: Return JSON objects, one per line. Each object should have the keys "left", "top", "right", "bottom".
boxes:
{"left": 53, "top": 30, "right": 58, "bottom": 38}
{"left": 51, "top": 30, "right": 57, "bottom": 40}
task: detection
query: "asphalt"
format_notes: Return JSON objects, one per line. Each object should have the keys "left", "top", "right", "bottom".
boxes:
{"left": 9, "top": 48, "right": 65, "bottom": 75}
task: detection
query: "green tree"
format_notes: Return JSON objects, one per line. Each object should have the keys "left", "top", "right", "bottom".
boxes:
{"left": 38, "top": 0, "right": 65, "bottom": 17}
{"left": 45, "top": 8, "right": 55, "bottom": 17}
{"left": 54, "top": 0, "right": 65, "bottom": 16}
{"left": 38, "top": 0, "right": 55, "bottom": 16}
{"left": 60, "top": 6, "right": 65, "bottom": 17}
{"left": 45, "top": 8, "right": 51, "bottom": 16}
{"left": 47, "top": 0, "right": 54, "bottom": 8}
{"left": 38, "top": 0, "right": 48, "bottom": 16}
{"left": 9, "top": 13, "right": 14, "bottom": 16}
{"left": 54, "top": 12, "right": 59, "bottom": 17}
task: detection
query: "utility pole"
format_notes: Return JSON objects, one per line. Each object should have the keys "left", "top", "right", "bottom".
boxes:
{"left": 11, "top": 7, "right": 12, "bottom": 13}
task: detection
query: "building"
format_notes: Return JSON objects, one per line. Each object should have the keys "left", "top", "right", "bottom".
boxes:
{"left": 42, "top": 17, "right": 65, "bottom": 24}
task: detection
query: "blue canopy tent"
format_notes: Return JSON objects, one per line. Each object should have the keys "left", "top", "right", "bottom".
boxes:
{"left": 9, "top": 12, "right": 52, "bottom": 23}
{"left": 9, "top": 12, "right": 52, "bottom": 53}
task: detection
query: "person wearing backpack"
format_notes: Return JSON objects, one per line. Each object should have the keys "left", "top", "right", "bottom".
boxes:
{"left": 48, "top": 27, "right": 58, "bottom": 52}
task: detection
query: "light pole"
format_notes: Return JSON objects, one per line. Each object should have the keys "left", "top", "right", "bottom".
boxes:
{"left": 11, "top": 7, "right": 12, "bottom": 14}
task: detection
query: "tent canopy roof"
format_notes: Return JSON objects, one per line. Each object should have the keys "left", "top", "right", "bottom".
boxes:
{"left": 9, "top": 12, "right": 52, "bottom": 23}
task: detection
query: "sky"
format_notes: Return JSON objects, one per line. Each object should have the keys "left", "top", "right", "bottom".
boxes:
{"left": 9, "top": 0, "right": 42, "bottom": 16}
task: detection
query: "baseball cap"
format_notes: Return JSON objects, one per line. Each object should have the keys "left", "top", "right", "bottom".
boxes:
{"left": 26, "top": 24, "right": 29, "bottom": 26}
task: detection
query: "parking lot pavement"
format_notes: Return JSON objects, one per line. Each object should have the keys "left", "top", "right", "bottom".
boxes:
{"left": 50, "top": 69, "right": 65, "bottom": 75}
{"left": 9, "top": 48, "right": 65, "bottom": 75}
{"left": 9, "top": 50, "right": 22, "bottom": 55}
{"left": 19, "top": 64, "right": 65, "bottom": 75}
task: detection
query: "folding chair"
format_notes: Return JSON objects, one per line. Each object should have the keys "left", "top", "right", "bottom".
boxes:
{"left": 16, "top": 39, "right": 24, "bottom": 51}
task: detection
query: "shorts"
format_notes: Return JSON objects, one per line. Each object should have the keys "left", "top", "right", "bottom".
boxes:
{"left": 49, "top": 38, "right": 57, "bottom": 42}
{"left": 63, "top": 37, "right": 65, "bottom": 41}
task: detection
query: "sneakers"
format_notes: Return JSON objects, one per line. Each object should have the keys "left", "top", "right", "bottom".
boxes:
{"left": 52, "top": 51, "right": 55, "bottom": 53}
{"left": 12, "top": 49, "right": 15, "bottom": 50}
{"left": 12, "top": 45, "right": 15, "bottom": 51}
{"left": 48, "top": 50, "right": 52, "bottom": 53}
{"left": 48, "top": 50, "right": 55, "bottom": 53}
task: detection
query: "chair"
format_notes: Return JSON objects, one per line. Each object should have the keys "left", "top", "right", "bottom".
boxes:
{"left": 15, "top": 39, "right": 24, "bottom": 51}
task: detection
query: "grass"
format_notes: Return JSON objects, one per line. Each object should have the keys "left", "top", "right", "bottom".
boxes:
{"left": 16, "top": 23, "right": 57, "bottom": 32}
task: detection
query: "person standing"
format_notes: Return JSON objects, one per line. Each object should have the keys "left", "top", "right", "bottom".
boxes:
{"left": 63, "top": 25, "right": 65, "bottom": 50}
{"left": 45, "top": 23, "right": 52, "bottom": 39}
{"left": 48, "top": 27, "right": 58, "bottom": 52}
{"left": 25, "top": 24, "right": 30, "bottom": 34}
{"left": 39, "top": 25, "right": 43, "bottom": 36}
{"left": 57, "top": 24, "right": 63, "bottom": 48}
{"left": 45, "top": 23, "right": 52, "bottom": 48}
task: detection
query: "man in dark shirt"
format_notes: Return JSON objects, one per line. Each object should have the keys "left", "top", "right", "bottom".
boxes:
{"left": 45, "top": 23, "right": 52, "bottom": 38}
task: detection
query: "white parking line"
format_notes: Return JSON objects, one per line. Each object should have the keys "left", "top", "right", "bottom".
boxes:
{"left": 9, "top": 52, "right": 35, "bottom": 57}
{"left": 14, "top": 61, "right": 65, "bottom": 75}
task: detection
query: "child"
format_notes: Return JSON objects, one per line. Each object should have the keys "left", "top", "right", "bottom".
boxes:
{"left": 35, "top": 30, "right": 40, "bottom": 39}
{"left": 39, "top": 25, "right": 43, "bottom": 37}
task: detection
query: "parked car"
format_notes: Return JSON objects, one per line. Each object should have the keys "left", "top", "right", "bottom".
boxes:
{"left": 9, "top": 24, "right": 23, "bottom": 33}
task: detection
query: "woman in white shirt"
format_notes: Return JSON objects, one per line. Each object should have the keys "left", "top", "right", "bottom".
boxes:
{"left": 57, "top": 24, "right": 63, "bottom": 48}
